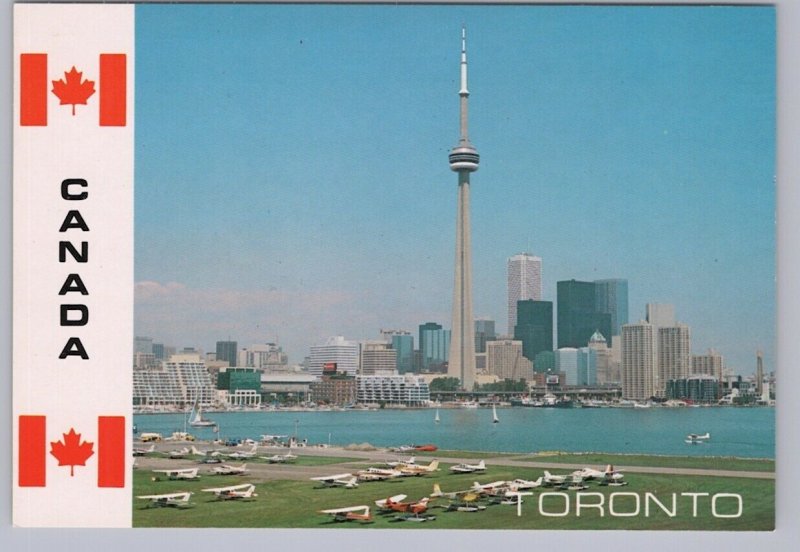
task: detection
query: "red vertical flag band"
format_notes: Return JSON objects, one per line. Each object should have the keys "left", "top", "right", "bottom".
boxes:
{"left": 19, "top": 416, "right": 46, "bottom": 487}
{"left": 20, "top": 53, "right": 47, "bottom": 126}
{"left": 97, "top": 416, "right": 125, "bottom": 487}
{"left": 99, "top": 54, "right": 126, "bottom": 126}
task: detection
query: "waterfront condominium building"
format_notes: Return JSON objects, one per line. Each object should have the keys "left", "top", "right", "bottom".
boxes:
{"left": 133, "top": 353, "right": 216, "bottom": 408}
{"left": 507, "top": 253, "right": 542, "bottom": 334}
{"left": 557, "top": 280, "right": 612, "bottom": 349}
{"left": 486, "top": 339, "right": 533, "bottom": 381}
{"left": 215, "top": 340, "right": 238, "bottom": 368}
{"left": 621, "top": 321, "right": 656, "bottom": 400}
{"left": 594, "top": 279, "right": 629, "bottom": 338}
{"left": 692, "top": 348, "right": 725, "bottom": 384}
{"left": 355, "top": 374, "right": 431, "bottom": 406}
{"left": 514, "top": 299, "right": 553, "bottom": 363}
{"left": 656, "top": 324, "right": 691, "bottom": 397}
{"left": 308, "top": 336, "right": 360, "bottom": 377}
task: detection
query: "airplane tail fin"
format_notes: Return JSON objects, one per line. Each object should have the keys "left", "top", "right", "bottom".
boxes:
{"left": 427, "top": 460, "right": 439, "bottom": 471}
{"left": 477, "top": 460, "right": 485, "bottom": 469}
{"left": 191, "top": 445, "right": 204, "bottom": 456}
{"left": 432, "top": 484, "right": 442, "bottom": 497}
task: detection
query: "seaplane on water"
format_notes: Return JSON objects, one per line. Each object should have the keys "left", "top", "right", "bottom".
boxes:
{"left": 188, "top": 398, "right": 215, "bottom": 427}
{"left": 152, "top": 467, "right": 200, "bottom": 480}
{"left": 210, "top": 463, "right": 248, "bottom": 475}
{"left": 137, "top": 491, "right": 194, "bottom": 508}
{"left": 133, "top": 444, "right": 155, "bottom": 457}
{"left": 310, "top": 473, "right": 359, "bottom": 488}
{"left": 319, "top": 505, "right": 373, "bottom": 524}
{"left": 225, "top": 444, "right": 259, "bottom": 459}
{"left": 686, "top": 432, "right": 711, "bottom": 444}
{"left": 397, "top": 460, "right": 439, "bottom": 476}
{"left": 449, "top": 460, "right": 486, "bottom": 474}
{"left": 201, "top": 483, "right": 257, "bottom": 501}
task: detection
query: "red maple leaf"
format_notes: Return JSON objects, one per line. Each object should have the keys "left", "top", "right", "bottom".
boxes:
{"left": 50, "top": 428, "right": 94, "bottom": 476}
{"left": 51, "top": 67, "right": 95, "bottom": 116}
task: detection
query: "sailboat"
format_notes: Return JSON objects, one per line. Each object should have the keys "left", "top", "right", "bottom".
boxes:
{"left": 492, "top": 404, "right": 499, "bottom": 424}
{"left": 434, "top": 408, "right": 440, "bottom": 424}
{"left": 188, "top": 398, "right": 215, "bottom": 427}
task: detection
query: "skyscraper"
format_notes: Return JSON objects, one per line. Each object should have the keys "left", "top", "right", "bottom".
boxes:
{"left": 308, "top": 336, "right": 359, "bottom": 377}
{"left": 514, "top": 299, "right": 553, "bottom": 363}
{"left": 447, "top": 27, "right": 479, "bottom": 391}
{"left": 557, "top": 280, "right": 611, "bottom": 349}
{"left": 594, "top": 279, "right": 628, "bottom": 337}
{"left": 215, "top": 340, "right": 238, "bottom": 368}
{"left": 507, "top": 253, "right": 542, "bottom": 333}
{"left": 656, "top": 324, "right": 691, "bottom": 397}
{"left": 474, "top": 318, "right": 496, "bottom": 353}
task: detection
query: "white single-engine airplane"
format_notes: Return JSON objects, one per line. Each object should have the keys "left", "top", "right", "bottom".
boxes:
{"left": 571, "top": 465, "right": 625, "bottom": 482}
{"left": 225, "top": 444, "right": 259, "bottom": 459}
{"left": 210, "top": 463, "right": 248, "bottom": 475}
{"left": 137, "top": 491, "right": 194, "bottom": 508}
{"left": 398, "top": 460, "right": 439, "bottom": 476}
{"left": 542, "top": 470, "right": 568, "bottom": 485}
{"left": 260, "top": 452, "right": 298, "bottom": 463}
{"left": 201, "top": 483, "right": 257, "bottom": 501}
{"left": 132, "top": 444, "right": 155, "bottom": 457}
{"left": 385, "top": 456, "right": 415, "bottom": 468}
{"left": 152, "top": 467, "right": 200, "bottom": 480}
{"left": 449, "top": 460, "right": 486, "bottom": 474}
{"left": 319, "top": 504, "right": 373, "bottom": 523}
{"left": 310, "top": 473, "right": 359, "bottom": 488}
{"left": 167, "top": 447, "right": 191, "bottom": 459}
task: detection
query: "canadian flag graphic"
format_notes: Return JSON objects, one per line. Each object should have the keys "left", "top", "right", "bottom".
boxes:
{"left": 20, "top": 53, "right": 126, "bottom": 126}
{"left": 18, "top": 415, "right": 126, "bottom": 488}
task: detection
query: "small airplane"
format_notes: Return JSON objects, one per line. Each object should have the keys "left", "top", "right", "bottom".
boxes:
{"left": 137, "top": 491, "right": 194, "bottom": 508}
{"left": 507, "top": 477, "right": 543, "bottom": 491}
{"left": 356, "top": 467, "right": 402, "bottom": 482}
{"left": 563, "top": 475, "right": 589, "bottom": 491}
{"left": 209, "top": 463, "right": 248, "bottom": 475}
{"left": 571, "top": 465, "right": 624, "bottom": 482}
{"left": 201, "top": 483, "right": 257, "bottom": 501}
{"left": 261, "top": 434, "right": 289, "bottom": 444}
{"left": 225, "top": 444, "right": 259, "bottom": 459}
{"left": 152, "top": 467, "right": 200, "bottom": 480}
{"left": 430, "top": 483, "right": 481, "bottom": 502}
{"left": 310, "top": 473, "right": 359, "bottom": 488}
{"left": 398, "top": 460, "right": 439, "bottom": 476}
{"left": 167, "top": 447, "right": 191, "bottom": 459}
{"left": 132, "top": 444, "right": 155, "bottom": 457}
{"left": 390, "top": 444, "right": 415, "bottom": 453}
{"left": 260, "top": 452, "right": 298, "bottom": 463}
{"left": 374, "top": 494, "right": 408, "bottom": 510}
{"left": 449, "top": 460, "right": 486, "bottom": 474}
{"left": 686, "top": 432, "right": 711, "bottom": 444}
{"left": 319, "top": 505, "right": 373, "bottom": 524}
{"left": 542, "top": 470, "right": 568, "bottom": 486}
{"left": 471, "top": 480, "right": 509, "bottom": 494}
{"left": 380, "top": 496, "right": 431, "bottom": 515}
{"left": 385, "top": 456, "right": 416, "bottom": 468}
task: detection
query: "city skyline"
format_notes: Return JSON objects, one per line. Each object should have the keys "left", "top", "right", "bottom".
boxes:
{"left": 133, "top": 5, "right": 775, "bottom": 374}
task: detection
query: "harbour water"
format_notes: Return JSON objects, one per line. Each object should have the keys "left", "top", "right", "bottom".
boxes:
{"left": 134, "top": 406, "right": 775, "bottom": 459}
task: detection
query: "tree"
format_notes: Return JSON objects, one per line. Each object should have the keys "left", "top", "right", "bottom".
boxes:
{"left": 429, "top": 377, "right": 462, "bottom": 392}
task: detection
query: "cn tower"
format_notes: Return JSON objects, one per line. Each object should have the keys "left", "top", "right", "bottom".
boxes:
{"left": 447, "top": 26, "right": 479, "bottom": 391}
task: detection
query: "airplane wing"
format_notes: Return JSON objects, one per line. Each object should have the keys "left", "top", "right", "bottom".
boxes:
{"left": 375, "top": 494, "right": 407, "bottom": 507}
{"left": 137, "top": 492, "right": 191, "bottom": 500}
{"left": 310, "top": 473, "right": 353, "bottom": 482}
{"left": 320, "top": 505, "right": 370, "bottom": 516}
{"left": 201, "top": 483, "right": 253, "bottom": 493}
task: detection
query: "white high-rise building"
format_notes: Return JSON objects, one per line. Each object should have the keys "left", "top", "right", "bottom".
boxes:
{"left": 622, "top": 321, "right": 656, "bottom": 400}
{"left": 657, "top": 324, "right": 691, "bottom": 397}
{"left": 507, "top": 253, "right": 542, "bottom": 334}
{"left": 359, "top": 341, "right": 397, "bottom": 376}
{"left": 308, "top": 336, "right": 359, "bottom": 377}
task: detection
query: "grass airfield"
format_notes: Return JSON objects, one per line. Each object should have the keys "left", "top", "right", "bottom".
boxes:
{"left": 133, "top": 449, "right": 774, "bottom": 530}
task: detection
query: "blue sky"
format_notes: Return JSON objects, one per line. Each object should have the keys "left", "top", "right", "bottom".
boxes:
{"left": 134, "top": 4, "right": 775, "bottom": 374}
